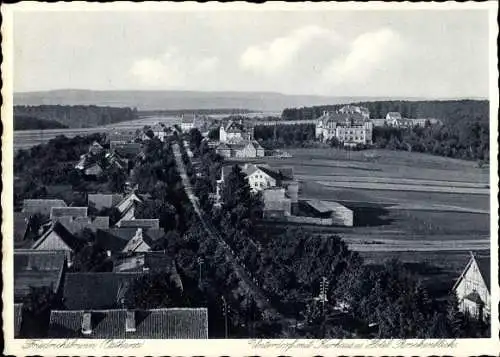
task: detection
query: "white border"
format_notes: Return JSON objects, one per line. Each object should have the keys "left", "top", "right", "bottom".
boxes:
{"left": 2, "top": 2, "right": 499, "bottom": 356}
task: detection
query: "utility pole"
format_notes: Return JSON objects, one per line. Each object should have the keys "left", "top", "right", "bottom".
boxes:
{"left": 319, "top": 276, "right": 329, "bottom": 338}
{"left": 222, "top": 296, "right": 229, "bottom": 338}
{"left": 197, "top": 257, "right": 204, "bottom": 287}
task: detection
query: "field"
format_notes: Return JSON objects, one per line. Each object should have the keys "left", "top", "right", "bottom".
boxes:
{"left": 253, "top": 148, "right": 492, "bottom": 295}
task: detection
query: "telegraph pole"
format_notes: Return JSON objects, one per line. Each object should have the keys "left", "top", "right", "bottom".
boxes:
{"left": 222, "top": 296, "right": 229, "bottom": 338}
{"left": 319, "top": 276, "right": 329, "bottom": 338}
{"left": 197, "top": 257, "right": 204, "bottom": 287}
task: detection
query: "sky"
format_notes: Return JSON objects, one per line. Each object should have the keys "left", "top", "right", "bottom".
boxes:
{"left": 13, "top": 8, "right": 491, "bottom": 98}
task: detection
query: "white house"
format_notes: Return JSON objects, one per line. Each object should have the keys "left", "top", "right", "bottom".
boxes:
{"left": 243, "top": 164, "right": 278, "bottom": 192}
{"left": 151, "top": 123, "right": 167, "bottom": 142}
{"left": 338, "top": 105, "right": 370, "bottom": 120}
{"left": 385, "top": 112, "right": 403, "bottom": 126}
{"left": 219, "top": 120, "right": 254, "bottom": 144}
{"left": 453, "top": 253, "right": 490, "bottom": 322}
{"left": 180, "top": 114, "right": 199, "bottom": 132}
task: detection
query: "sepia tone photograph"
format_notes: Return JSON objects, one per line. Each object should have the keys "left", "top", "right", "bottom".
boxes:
{"left": 2, "top": 2, "right": 498, "bottom": 355}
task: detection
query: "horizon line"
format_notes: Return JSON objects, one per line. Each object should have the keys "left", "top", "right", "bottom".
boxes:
{"left": 13, "top": 88, "right": 488, "bottom": 101}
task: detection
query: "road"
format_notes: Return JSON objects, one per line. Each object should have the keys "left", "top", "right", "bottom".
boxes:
{"left": 172, "top": 141, "right": 280, "bottom": 318}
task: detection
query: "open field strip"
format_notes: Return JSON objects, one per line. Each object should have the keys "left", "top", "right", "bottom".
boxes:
{"left": 295, "top": 175, "right": 488, "bottom": 188}
{"left": 316, "top": 180, "right": 489, "bottom": 195}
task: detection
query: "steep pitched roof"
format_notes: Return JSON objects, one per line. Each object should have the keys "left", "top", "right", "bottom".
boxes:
{"left": 118, "top": 219, "right": 160, "bottom": 229}
{"left": 50, "top": 207, "right": 88, "bottom": 219}
{"left": 62, "top": 272, "right": 145, "bottom": 310}
{"left": 453, "top": 253, "right": 491, "bottom": 292}
{"left": 475, "top": 256, "right": 491, "bottom": 291}
{"left": 14, "top": 250, "right": 66, "bottom": 301}
{"left": 49, "top": 308, "right": 209, "bottom": 339}
{"left": 386, "top": 112, "right": 402, "bottom": 120}
{"left": 22, "top": 199, "right": 67, "bottom": 216}
{"left": 88, "top": 193, "right": 124, "bottom": 211}
{"left": 55, "top": 216, "right": 110, "bottom": 234}
{"left": 96, "top": 228, "right": 164, "bottom": 253}
{"left": 32, "top": 222, "right": 83, "bottom": 252}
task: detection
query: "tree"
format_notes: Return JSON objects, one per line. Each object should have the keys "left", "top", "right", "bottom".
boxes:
{"left": 71, "top": 239, "right": 112, "bottom": 272}
{"left": 208, "top": 127, "right": 219, "bottom": 140}
{"left": 22, "top": 286, "right": 59, "bottom": 337}
{"left": 107, "top": 166, "right": 127, "bottom": 193}
{"left": 124, "top": 273, "right": 188, "bottom": 309}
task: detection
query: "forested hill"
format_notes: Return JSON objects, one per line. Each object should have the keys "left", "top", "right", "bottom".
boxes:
{"left": 14, "top": 115, "right": 69, "bottom": 130}
{"left": 14, "top": 105, "right": 138, "bottom": 129}
{"left": 282, "top": 100, "right": 489, "bottom": 124}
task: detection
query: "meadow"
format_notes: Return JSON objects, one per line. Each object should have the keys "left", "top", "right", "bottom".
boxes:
{"left": 255, "top": 148, "right": 491, "bottom": 294}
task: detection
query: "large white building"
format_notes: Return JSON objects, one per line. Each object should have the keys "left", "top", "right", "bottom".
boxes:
{"left": 316, "top": 110, "right": 373, "bottom": 145}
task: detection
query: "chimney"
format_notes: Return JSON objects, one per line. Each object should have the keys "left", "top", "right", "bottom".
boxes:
{"left": 81, "top": 312, "right": 92, "bottom": 335}
{"left": 125, "top": 310, "right": 136, "bottom": 332}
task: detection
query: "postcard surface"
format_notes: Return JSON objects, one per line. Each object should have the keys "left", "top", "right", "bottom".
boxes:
{"left": 2, "top": 2, "right": 499, "bottom": 356}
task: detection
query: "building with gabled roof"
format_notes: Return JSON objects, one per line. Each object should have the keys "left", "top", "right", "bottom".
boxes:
{"left": 95, "top": 228, "right": 164, "bottom": 254}
{"left": 62, "top": 272, "right": 146, "bottom": 310}
{"left": 50, "top": 207, "right": 88, "bottom": 220}
{"left": 89, "top": 141, "right": 104, "bottom": 155}
{"left": 48, "top": 308, "right": 208, "bottom": 339}
{"left": 219, "top": 119, "right": 254, "bottom": 144}
{"left": 22, "top": 199, "right": 67, "bottom": 216}
{"left": 14, "top": 250, "right": 67, "bottom": 302}
{"left": 453, "top": 253, "right": 491, "bottom": 322}
{"left": 88, "top": 193, "right": 124, "bottom": 211}
{"left": 113, "top": 252, "right": 183, "bottom": 291}
{"left": 180, "top": 113, "right": 200, "bottom": 132}
{"left": 31, "top": 222, "right": 83, "bottom": 264}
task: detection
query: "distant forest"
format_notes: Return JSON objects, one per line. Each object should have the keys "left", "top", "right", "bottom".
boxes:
{"left": 267, "top": 100, "right": 489, "bottom": 162}
{"left": 14, "top": 115, "right": 68, "bottom": 130}
{"left": 139, "top": 108, "right": 253, "bottom": 117}
{"left": 14, "top": 105, "right": 138, "bottom": 129}
{"left": 281, "top": 100, "right": 489, "bottom": 123}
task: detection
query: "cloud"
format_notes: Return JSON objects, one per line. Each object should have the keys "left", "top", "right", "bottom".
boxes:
{"left": 130, "top": 48, "right": 219, "bottom": 87}
{"left": 240, "top": 25, "right": 337, "bottom": 74}
{"left": 322, "top": 28, "right": 404, "bottom": 85}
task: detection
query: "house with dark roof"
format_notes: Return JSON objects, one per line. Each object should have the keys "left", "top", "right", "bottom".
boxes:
{"left": 62, "top": 272, "right": 146, "bottom": 310}
{"left": 89, "top": 141, "right": 104, "bottom": 155}
{"left": 14, "top": 250, "right": 67, "bottom": 302}
{"left": 31, "top": 222, "right": 83, "bottom": 264}
{"left": 50, "top": 207, "right": 88, "bottom": 220}
{"left": 88, "top": 193, "right": 124, "bottom": 211}
{"left": 113, "top": 252, "right": 183, "bottom": 291}
{"left": 117, "top": 219, "right": 160, "bottom": 230}
{"left": 48, "top": 308, "right": 208, "bottom": 338}
{"left": 95, "top": 228, "right": 164, "bottom": 254}
{"left": 84, "top": 162, "right": 105, "bottom": 178}
{"left": 453, "top": 253, "right": 491, "bottom": 322}
{"left": 54, "top": 216, "right": 110, "bottom": 234}
{"left": 22, "top": 199, "right": 67, "bottom": 216}
{"left": 111, "top": 142, "right": 144, "bottom": 159}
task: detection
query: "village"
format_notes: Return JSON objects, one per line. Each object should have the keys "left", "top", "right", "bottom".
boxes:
{"left": 13, "top": 104, "right": 490, "bottom": 339}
